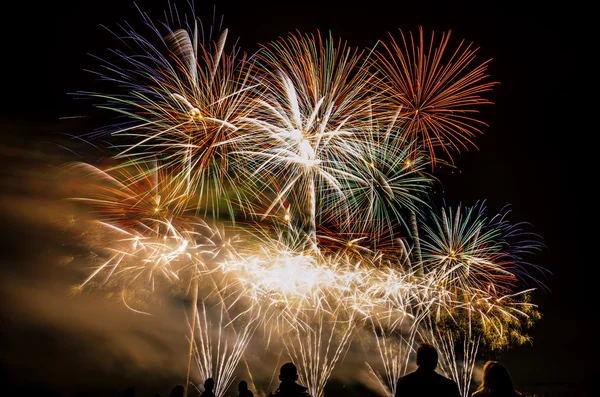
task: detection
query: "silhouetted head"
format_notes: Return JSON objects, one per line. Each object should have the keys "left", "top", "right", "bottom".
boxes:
{"left": 238, "top": 380, "right": 248, "bottom": 391}
{"left": 279, "top": 362, "right": 299, "bottom": 383}
{"left": 204, "top": 378, "right": 215, "bottom": 391}
{"left": 416, "top": 343, "right": 438, "bottom": 371}
{"left": 169, "top": 384, "right": 184, "bottom": 397}
{"left": 479, "top": 360, "right": 517, "bottom": 392}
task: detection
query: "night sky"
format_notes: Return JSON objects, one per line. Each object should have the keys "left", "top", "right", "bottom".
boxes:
{"left": 0, "top": 1, "right": 589, "bottom": 396}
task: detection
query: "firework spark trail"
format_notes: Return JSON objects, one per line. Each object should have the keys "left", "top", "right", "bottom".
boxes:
{"left": 420, "top": 317, "right": 480, "bottom": 397}
{"left": 213, "top": 229, "right": 377, "bottom": 397}
{"left": 218, "top": 227, "right": 356, "bottom": 332}
{"left": 217, "top": 231, "right": 432, "bottom": 397}
{"left": 74, "top": 217, "right": 219, "bottom": 293}
{"left": 191, "top": 300, "right": 259, "bottom": 397}
{"left": 283, "top": 298, "right": 358, "bottom": 397}
{"left": 173, "top": 226, "right": 260, "bottom": 397}
{"left": 373, "top": 27, "right": 497, "bottom": 165}
{"left": 219, "top": 227, "right": 423, "bottom": 333}
{"left": 365, "top": 313, "right": 418, "bottom": 397}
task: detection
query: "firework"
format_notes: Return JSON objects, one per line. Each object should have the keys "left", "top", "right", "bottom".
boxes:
{"left": 82, "top": 12, "right": 261, "bottom": 220}
{"left": 282, "top": 295, "right": 358, "bottom": 397}
{"left": 373, "top": 27, "right": 496, "bottom": 164}
{"left": 220, "top": 31, "right": 378, "bottom": 252}
{"left": 63, "top": 161, "right": 240, "bottom": 292}
{"left": 67, "top": 5, "right": 548, "bottom": 397}
{"left": 418, "top": 201, "right": 546, "bottom": 300}
{"left": 421, "top": 322, "right": 480, "bottom": 397}
{"left": 364, "top": 314, "right": 418, "bottom": 397}
{"left": 63, "top": 160, "right": 191, "bottom": 225}
{"left": 191, "top": 300, "right": 259, "bottom": 397}
{"left": 324, "top": 129, "right": 434, "bottom": 250}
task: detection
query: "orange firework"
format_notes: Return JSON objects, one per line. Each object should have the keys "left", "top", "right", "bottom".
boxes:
{"left": 373, "top": 27, "right": 497, "bottom": 165}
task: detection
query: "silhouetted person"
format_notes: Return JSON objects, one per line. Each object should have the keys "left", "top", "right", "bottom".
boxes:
{"left": 268, "top": 362, "right": 311, "bottom": 397}
{"left": 169, "top": 385, "right": 184, "bottom": 397}
{"left": 471, "top": 360, "right": 522, "bottom": 397}
{"left": 200, "top": 378, "right": 216, "bottom": 397}
{"left": 395, "top": 343, "right": 461, "bottom": 397}
{"left": 237, "top": 380, "right": 254, "bottom": 397}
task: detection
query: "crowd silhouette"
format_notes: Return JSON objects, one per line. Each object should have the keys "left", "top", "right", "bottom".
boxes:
{"left": 175, "top": 348, "right": 527, "bottom": 397}
{"left": 4, "top": 344, "right": 559, "bottom": 397}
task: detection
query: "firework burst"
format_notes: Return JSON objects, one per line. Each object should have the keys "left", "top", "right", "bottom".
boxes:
{"left": 419, "top": 201, "right": 546, "bottom": 299}
{"left": 83, "top": 11, "right": 261, "bottom": 220}
{"left": 220, "top": 31, "right": 379, "bottom": 251}
{"left": 373, "top": 27, "right": 496, "bottom": 164}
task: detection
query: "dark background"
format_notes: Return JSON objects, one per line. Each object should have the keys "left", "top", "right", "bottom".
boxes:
{"left": 0, "top": 1, "right": 590, "bottom": 396}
